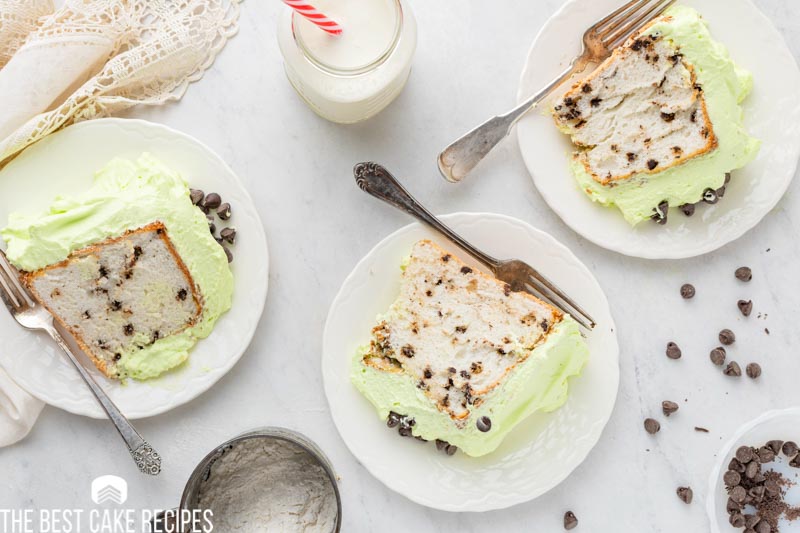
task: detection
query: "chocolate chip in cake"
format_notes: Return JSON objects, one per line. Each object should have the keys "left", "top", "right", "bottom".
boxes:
{"left": 563, "top": 511, "right": 578, "bottom": 530}
{"left": 387, "top": 412, "right": 401, "bottom": 428}
{"left": 476, "top": 416, "right": 492, "bottom": 432}
{"left": 724, "top": 361, "right": 742, "bottom": 377}
{"left": 782, "top": 441, "right": 798, "bottom": 457}
{"left": 679, "top": 203, "right": 696, "bottom": 216}
{"left": 661, "top": 112, "right": 676, "bottom": 122}
{"left": 114, "top": 353, "right": 122, "bottom": 361}
{"left": 738, "top": 300, "right": 753, "bottom": 317}
{"left": 644, "top": 418, "right": 660, "bottom": 434}
{"left": 203, "top": 193, "right": 222, "bottom": 210}
{"left": 647, "top": 159, "right": 659, "bottom": 170}
{"left": 680, "top": 284, "right": 695, "bottom": 299}
{"left": 455, "top": 325, "right": 467, "bottom": 334}
{"left": 177, "top": 288, "right": 188, "bottom": 301}
{"left": 401, "top": 345, "right": 415, "bottom": 358}
{"left": 460, "top": 266, "right": 473, "bottom": 274}
{"left": 123, "top": 323, "right": 134, "bottom": 336}
{"left": 190, "top": 188, "right": 205, "bottom": 206}
{"left": 662, "top": 401, "right": 679, "bottom": 417}
{"left": 217, "top": 202, "right": 232, "bottom": 220}
{"left": 676, "top": 486, "right": 693, "bottom": 504}
{"left": 746, "top": 363, "right": 762, "bottom": 379}
{"left": 735, "top": 267, "right": 753, "bottom": 281}
{"left": 710, "top": 347, "right": 727, "bottom": 366}
{"left": 719, "top": 329, "right": 736, "bottom": 345}
{"left": 703, "top": 188, "right": 719, "bottom": 204}
{"left": 398, "top": 426, "right": 412, "bottom": 437}
{"left": 652, "top": 200, "right": 669, "bottom": 225}
{"left": 666, "top": 342, "right": 682, "bottom": 359}
{"left": 82, "top": 310, "right": 91, "bottom": 319}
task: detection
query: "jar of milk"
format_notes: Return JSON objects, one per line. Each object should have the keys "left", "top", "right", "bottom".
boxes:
{"left": 277, "top": 0, "right": 417, "bottom": 124}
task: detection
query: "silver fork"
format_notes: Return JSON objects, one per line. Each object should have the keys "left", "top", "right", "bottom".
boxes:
{"left": 0, "top": 250, "right": 162, "bottom": 475}
{"left": 438, "top": 0, "right": 676, "bottom": 183}
{"left": 353, "top": 162, "right": 596, "bottom": 330}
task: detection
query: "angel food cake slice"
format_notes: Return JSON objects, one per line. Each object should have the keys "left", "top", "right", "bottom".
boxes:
{"left": 552, "top": 5, "right": 760, "bottom": 225}
{"left": 351, "top": 240, "right": 589, "bottom": 457}
{"left": 1, "top": 154, "right": 234, "bottom": 380}
{"left": 23, "top": 223, "right": 202, "bottom": 379}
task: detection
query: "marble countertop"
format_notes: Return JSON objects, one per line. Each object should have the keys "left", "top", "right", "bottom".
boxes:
{"left": 3, "top": 0, "right": 799, "bottom": 531}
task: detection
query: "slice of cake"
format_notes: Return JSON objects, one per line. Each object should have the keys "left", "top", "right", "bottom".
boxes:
{"left": 551, "top": 6, "right": 760, "bottom": 225}
{"left": 23, "top": 222, "right": 202, "bottom": 379}
{"left": 351, "top": 240, "right": 589, "bottom": 457}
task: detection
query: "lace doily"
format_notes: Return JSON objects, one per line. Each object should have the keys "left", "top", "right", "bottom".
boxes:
{"left": 0, "top": 0, "right": 241, "bottom": 166}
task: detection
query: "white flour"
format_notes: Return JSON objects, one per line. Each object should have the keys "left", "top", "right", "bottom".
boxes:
{"left": 196, "top": 438, "right": 338, "bottom": 532}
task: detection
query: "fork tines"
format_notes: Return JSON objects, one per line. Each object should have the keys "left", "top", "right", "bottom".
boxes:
{"left": 595, "top": 0, "right": 677, "bottom": 50}
{"left": 0, "top": 250, "right": 33, "bottom": 311}
{"left": 525, "top": 270, "right": 596, "bottom": 331}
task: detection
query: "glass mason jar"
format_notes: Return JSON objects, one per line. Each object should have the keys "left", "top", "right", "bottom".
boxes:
{"left": 277, "top": 0, "right": 417, "bottom": 124}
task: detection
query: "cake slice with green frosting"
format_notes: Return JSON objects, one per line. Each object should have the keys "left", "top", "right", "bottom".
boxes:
{"left": 351, "top": 240, "right": 589, "bottom": 457}
{"left": 552, "top": 5, "right": 760, "bottom": 225}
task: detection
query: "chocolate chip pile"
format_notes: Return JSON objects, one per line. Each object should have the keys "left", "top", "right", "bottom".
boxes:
{"left": 190, "top": 189, "right": 236, "bottom": 262}
{"left": 672, "top": 266, "right": 763, "bottom": 381}
{"left": 651, "top": 173, "right": 730, "bottom": 225}
{"left": 724, "top": 441, "right": 800, "bottom": 532}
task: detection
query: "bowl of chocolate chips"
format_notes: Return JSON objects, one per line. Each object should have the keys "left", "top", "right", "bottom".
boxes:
{"left": 708, "top": 408, "right": 800, "bottom": 532}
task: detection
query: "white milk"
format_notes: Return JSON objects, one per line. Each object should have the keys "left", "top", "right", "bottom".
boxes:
{"left": 277, "top": 0, "right": 417, "bottom": 124}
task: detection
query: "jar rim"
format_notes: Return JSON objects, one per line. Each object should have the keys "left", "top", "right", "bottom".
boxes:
{"left": 292, "top": 0, "right": 404, "bottom": 77}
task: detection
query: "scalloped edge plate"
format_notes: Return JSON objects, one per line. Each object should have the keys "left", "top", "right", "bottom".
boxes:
{"left": 517, "top": 0, "right": 800, "bottom": 259}
{"left": 322, "top": 212, "right": 619, "bottom": 511}
{"left": 0, "top": 118, "right": 269, "bottom": 419}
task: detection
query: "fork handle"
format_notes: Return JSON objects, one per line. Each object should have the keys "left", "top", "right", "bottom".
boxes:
{"left": 47, "top": 326, "right": 161, "bottom": 475}
{"left": 437, "top": 63, "right": 579, "bottom": 183}
{"left": 354, "top": 162, "right": 499, "bottom": 269}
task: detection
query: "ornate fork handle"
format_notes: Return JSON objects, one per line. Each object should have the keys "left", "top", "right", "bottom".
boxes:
{"left": 353, "top": 162, "right": 498, "bottom": 269}
{"left": 48, "top": 326, "right": 161, "bottom": 475}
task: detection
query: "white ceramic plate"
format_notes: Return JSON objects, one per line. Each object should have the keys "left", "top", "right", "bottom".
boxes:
{"left": 323, "top": 213, "right": 619, "bottom": 511}
{"left": 0, "top": 118, "right": 269, "bottom": 419}
{"left": 517, "top": 0, "right": 800, "bottom": 259}
{"left": 707, "top": 408, "right": 800, "bottom": 533}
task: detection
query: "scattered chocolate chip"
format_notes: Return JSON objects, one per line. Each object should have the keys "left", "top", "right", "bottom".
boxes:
{"left": 719, "top": 329, "right": 736, "bottom": 345}
{"left": 564, "top": 511, "right": 578, "bottom": 530}
{"left": 680, "top": 283, "right": 695, "bottom": 299}
{"left": 203, "top": 193, "right": 221, "bottom": 210}
{"left": 652, "top": 200, "right": 669, "bottom": 225}
{"left": 387, "top": 412, "right": 401, "bottom": 428}
{"left": 729, "top": 513, "right": 746, "bottom": 528}
{"left": 679, "top": 203, "right": 696, "bottom": 216}
{"left": 223, "top": 246, "right": 233, "bottom": 263}
{"left": 735, "top": 267, "right": 753, "bottom": 281}
{"left": 677, "top": 486, "right": 693, "bottom": 504}
{"left": 738, "top": 300, "right": 753, "bottom": 317}
{"left": 662, "top": 401, "right": 679, "bottom": 417}
{"left": 724, "top": 470, "right": 742, "bottom": 487}
{"left": 746, "top": 363, "right": 762, "bottom": 379}
{"left": 477, "top": 416, "right": 492, "bottom": 432}
{"left": 445, "top": 444, "right": 457, "bottom": 456}
{"left": 703, "top": 188, "right": 719, "bottom": 204}
{"left": 217, "top": 202, "right": 232, "bottom": 220}
{"left": 398, "top": 426, "right": 412, "bottom": 437}
{"left": 782, "top": 441, "right": 798, "bottom": 457}
{"left": 435, "top": 439, "right": 448, "bottom": 451}
{"left": 724, "top": 361, "right": 742, "bottom": 377}
{"left": 666, "top": 342, "right": 682, "bottom": 359}
{"left": 190, "top": 189, "right": 205, "bottom": 205}
{"left": 695, "top": 427, "right": 709, "bottom": 433}
{"left": 766, "top": 440, "right": 783, "bottom": 455}
{"left": 710, "top": 347, "right": 727, "bottom": 366}
{"left": 727, "top": 497, "right": 742, "bottom": 513}
{"left": 790, "top": 455, "right": 800, "bottom": 468}
{"left": 198, "top": 204, "right": 209, "bottom": 215}
{"left": 746, "top": 460, "right": 760, "bottom": 479}
{"left": 220, "top": 227, "right": 236, "bottom": 245}
{"left": 736, "top": 446, "right": 756, "bottom": 463}
{"left": 758, "top": 446, "right": 775, "bottom": 463}
{"left": 644, "top": 418, "right": 660, "bottom": 434}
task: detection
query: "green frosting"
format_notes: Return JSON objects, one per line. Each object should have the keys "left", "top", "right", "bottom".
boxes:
{"left": 1, "top": 154, "right": 233, "bottom": 380}
{"left": 571, "top": 5, "right": 760, "bottom": 225}
{"left": 351, "top": 318, "right": 589, "bottom": 457}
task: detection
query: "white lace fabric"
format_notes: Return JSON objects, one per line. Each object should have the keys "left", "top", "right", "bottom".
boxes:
{"left": 0, "top": 0, "right": 241, "bottom": 165}
{"left": 0, "top": 0, "right": 241, "bottom": 446}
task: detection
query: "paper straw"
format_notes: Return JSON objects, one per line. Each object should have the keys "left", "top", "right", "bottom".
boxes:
{"left": 282, "top": 0, "right": 343, "bottom": 35}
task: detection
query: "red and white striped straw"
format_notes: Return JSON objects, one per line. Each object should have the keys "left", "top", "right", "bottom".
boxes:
{"left": 282, "top": 0, "right": 343, "bottom": 35}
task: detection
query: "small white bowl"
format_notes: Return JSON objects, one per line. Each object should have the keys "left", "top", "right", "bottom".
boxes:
{"left": 708, "top": 408, "right": 800, "bottom": 532}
